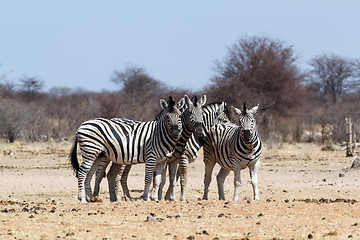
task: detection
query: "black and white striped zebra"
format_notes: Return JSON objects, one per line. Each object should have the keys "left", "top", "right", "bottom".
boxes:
{"left": 202, "top": 103, "right": 262, "bottom": 201}
{"left": 91, "top": 118, "right": 141, "bottom": 202}
{"left": 69, "top": 96, "right": 185, "bottom": 202}
{"left": 161, "top": 101, "right": 230, "bottom": 201}
{"left": 151, "top": 95, "right": 207, "bottom": 200}
{"left": 93, "top": 95, "right": 207, "bottom": 201}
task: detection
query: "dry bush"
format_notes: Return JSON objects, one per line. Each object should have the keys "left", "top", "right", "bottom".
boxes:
{"left": 0, "top": 99, "right": 48, "bottom": 142}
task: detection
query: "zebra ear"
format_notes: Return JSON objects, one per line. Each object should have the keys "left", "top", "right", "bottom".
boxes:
{"left": 214, "top": 102, "right": 225, "bottom": 117}
{"left": 184, "top": 95, "right": 192, "bottom": 108}
{"left": 218, "top": 102, "right": 225, "bottom": 113}
{"left": 232, "top": 106, "right": 242, "bottom": 116}
{"left": 177, "top": 97, "right": 186, "bottom": 110}
{"left": 199, "top": 95, "right": 207, "bottom": 107}
{"left": 160, "top": 99, "right": 168, "bottom": 110}
{"left": 248, "top": 104, "right": 259, "bottom": 115}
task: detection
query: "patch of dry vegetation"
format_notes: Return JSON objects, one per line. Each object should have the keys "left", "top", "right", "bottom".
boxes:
{"left": 1, "top": 141, "right": 360, "bottom": 239}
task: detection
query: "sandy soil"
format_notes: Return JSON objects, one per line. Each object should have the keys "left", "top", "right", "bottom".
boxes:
{"left": 1, "top": 140, "right": 360, "bottom": 239}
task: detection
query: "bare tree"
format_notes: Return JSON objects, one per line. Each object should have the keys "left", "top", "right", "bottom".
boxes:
{"left": 209, "top": 36, "right": 305, "bottom": 114}
{"left": 48, "top": 87, "right": 71, "bottom": 97}
{"left": 111, "top": 66, "right": 167, "bottom": 121}
{"left": 0, "top": 66, "right": 15, "bottom": 98}
{"left": 207, "top": 36, "right": 306, "bottom": 140}
{"left": 352, "top": 59, "right": 360, "bottom": 92}
{"left": 111, "top": 66, "right": 163, "bottom": 94}
{"left": 19, "top": 76, "right": 44, "bottom": 101}
{"left": 309, "top": 54, "right": 354, "bottom": 103}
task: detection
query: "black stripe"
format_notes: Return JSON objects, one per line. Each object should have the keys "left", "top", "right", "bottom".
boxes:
{"left": 131, "top": 123, "right": 140, "bottom": 162}
{"left": 86, "top": 121, "right": 119, "bottom": 160}
{"left": 77, "top": 131, "right": 110, "bottom": 154}
{"left": 106, "top": 122, "right": 125, "bottom": 161}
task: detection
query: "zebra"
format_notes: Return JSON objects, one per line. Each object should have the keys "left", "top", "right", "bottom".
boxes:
{"left": 69, "top": 96, "right": 185, "bottom": 202}
{"left": 202, "top": 103, "right": 262, "bottom": 201}
{"left": 161, "top": 101, "right": 230, "bottom": 201}
{"left": 151, "top": 95, "right": 207, "bottom": 200}
{"left": 92, "top": 95, "right": 207, "bottom": 201}
{"left": 91, "top": 118, "right": 141, "bottom": 202}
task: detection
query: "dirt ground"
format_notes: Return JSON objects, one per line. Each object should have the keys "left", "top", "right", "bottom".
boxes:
{"left": 1, "top": 140, "right": 360, "bottom": 239}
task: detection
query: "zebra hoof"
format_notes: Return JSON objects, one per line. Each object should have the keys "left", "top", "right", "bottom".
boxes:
{"left": 90, "top": 196, "right": 103, "bottom": 203}
{"left": 77, "top": 194, "right": 87, "bottom": 203}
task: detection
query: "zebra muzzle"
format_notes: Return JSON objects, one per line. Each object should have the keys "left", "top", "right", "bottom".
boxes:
{"left": 243, "top": 130, "right": 251, "bottom": 142}
{"left": 171, "top": 128, "right": 181, "bottom": 140}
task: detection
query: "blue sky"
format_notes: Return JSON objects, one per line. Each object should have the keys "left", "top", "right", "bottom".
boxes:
{"left": 1, "top": 0, "right": 359, "bottom": 92}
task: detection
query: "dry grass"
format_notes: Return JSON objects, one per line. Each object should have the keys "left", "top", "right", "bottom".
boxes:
{"left": 1, "top": 140, "right": 360, "bottom": 239}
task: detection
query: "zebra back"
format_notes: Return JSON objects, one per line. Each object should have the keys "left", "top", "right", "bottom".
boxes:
{"left": 74, "top": 97, "right": 184, "bottom": 165}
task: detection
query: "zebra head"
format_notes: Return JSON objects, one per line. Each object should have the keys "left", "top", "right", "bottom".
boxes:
{"left": 232, "top": 103, "right": 259, "bottom": 143}
{"left": 214, "top": 102, "right": 230, "bottom": 125}
{"left": 160, "top": 96, "right": 185, "bottom": 141}
{"left": 183, "top": 95, "right": 207, "bottom": 141}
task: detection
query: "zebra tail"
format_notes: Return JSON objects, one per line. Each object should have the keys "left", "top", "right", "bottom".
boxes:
{"left": 69, "top": 137, "right": 80, "bottom": 178}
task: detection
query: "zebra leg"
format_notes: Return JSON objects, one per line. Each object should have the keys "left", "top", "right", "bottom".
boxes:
{"left": 77, "top": 169, "right": 87, "bottom": 203}
{"left": 93, "top": 158, "right": 110, "bottom": 197}
{"left": 164, "top": 163, "right": 173, "bottom": 201}
{"left": 249, "top": 160, "right": 260, "bottom": 200}
{"left": 107, "top": 163, "right": 124, "bottom": 202}
{"left": 120, "top": 165, "right": 132, "bottom": 201}
{"left": 84, "top": 157, "right": 103, "bottom": 200}
{"left": 233, "top": 165, "right": 242, "bottom": 201}
{"left": 178, "top": 156, "right": 189, "bottom": 201}
{"left": 216, "top": 167, "right": 230, "bottom": 200}
{"left": 165, "top": 159, "right": 179, "bottom": 201}
{"left": 151, "top": 163, "right": 165, "bottom": 201}
{"left": 76, "top": 143, "right": 103, "bottom": 203}
{"left": 159, "top": 163, "right": 168, "bottom": 200}
{"left": 77, "top": 157, "right": 101, "bottom": 203}
{"left": 202, "top": 161, "right": 216, "bottom": 200}
{"left": 143, "top": 157, "right": 157, "bottom": 201}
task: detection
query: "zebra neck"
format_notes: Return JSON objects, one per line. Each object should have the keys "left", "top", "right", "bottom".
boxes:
{"left": 173, "top": 121, "right": 193, "bottom": 156}
{"left": 237, "top": 128, "right": 259, "bottom": 151}
{"left": 153, "top": 119, "right": 178, "bottom": 159}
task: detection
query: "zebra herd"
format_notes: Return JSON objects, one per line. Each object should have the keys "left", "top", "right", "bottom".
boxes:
{"left": 69, "top": 95, "right": 262, "bottom": 203}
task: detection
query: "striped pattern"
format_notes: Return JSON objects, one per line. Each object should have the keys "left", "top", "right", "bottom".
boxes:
{"left": 69, "top": 97, "right": 184, "bottom": 202}
{"left": 151, "top": 95, "right": 207, "bottom": 200}
{"left": 162, "top": 101, "right": 229, "bottom": 201}
{"left": 202, "top": 103, "right": 262, "bottom": 201}
{"left": 100, "top": 95, "right": 208, "bottom": 201}
{"left": 91, "top": 118, "right": 143, "bottom": 202}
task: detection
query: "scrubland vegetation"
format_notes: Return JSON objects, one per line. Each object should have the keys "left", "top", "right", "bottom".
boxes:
{"left": 1, "top": 36, "right": 359, "bottom": 144}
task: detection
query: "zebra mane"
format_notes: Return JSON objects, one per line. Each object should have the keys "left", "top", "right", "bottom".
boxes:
{"left": 155, "top": 96, "right": 177, "bottom": 121}
{"left": 223, "top": 104, "right": 230, "bottom": 117}
{"left": 155, "top": 109, "right": 165, "bottom": 121}
{"left": 191, "top": 95, "right": 198, "bottom": 107}
{"left": 243, "top": 102, "right": 247, "bottom": 113}
{"left": 168, "top": 96, "right": 175, "bottom": 110}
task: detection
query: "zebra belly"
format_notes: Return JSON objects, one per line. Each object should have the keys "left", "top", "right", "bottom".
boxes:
{"left": 217, "top": 157, "right": 259, "bottom": 171}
